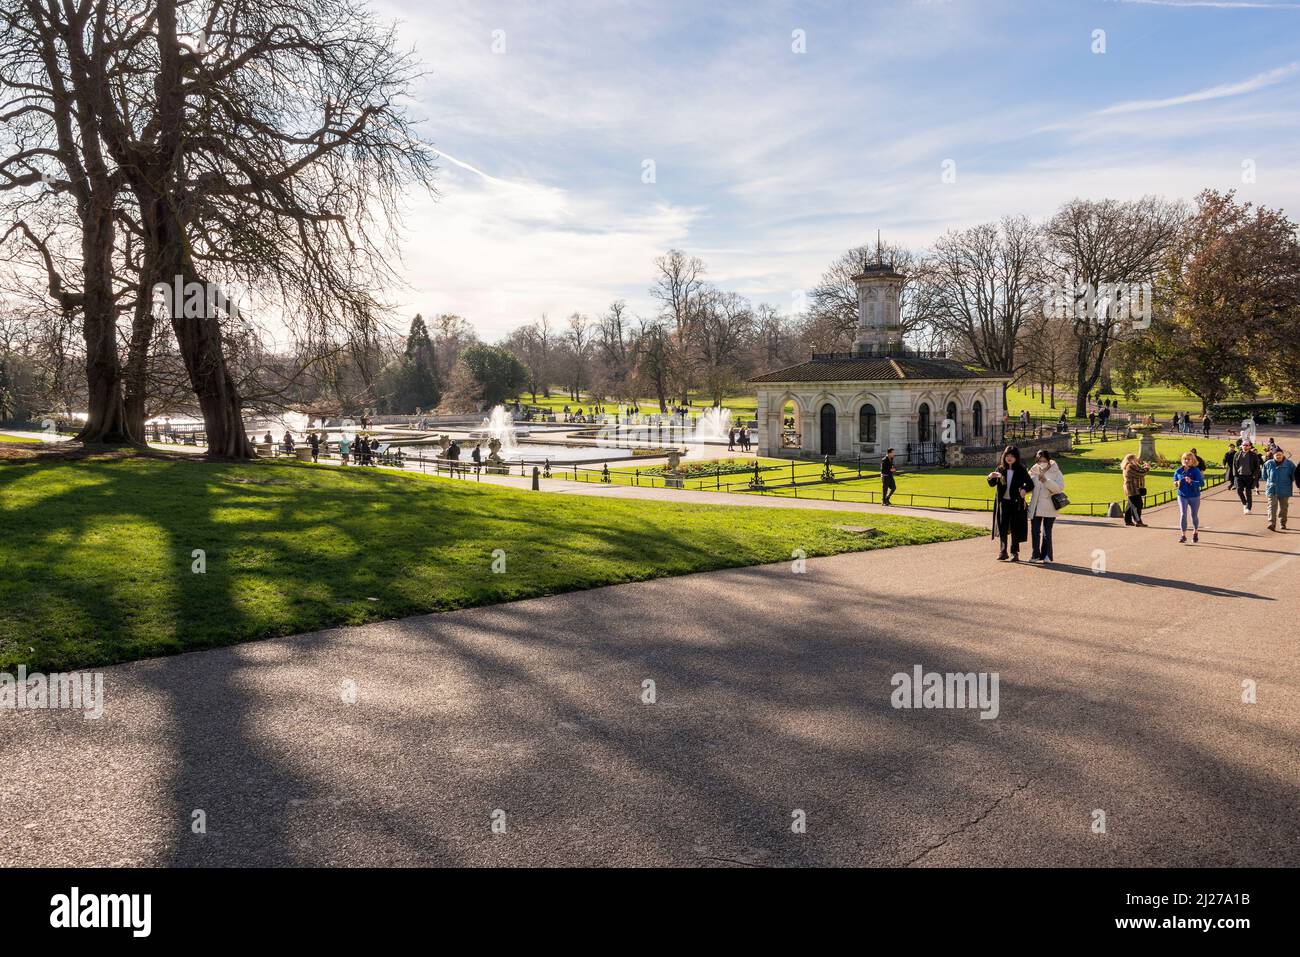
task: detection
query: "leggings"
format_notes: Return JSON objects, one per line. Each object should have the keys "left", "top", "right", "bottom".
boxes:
{"left": 1178, "top": 496, "right": 1201, "bottom": 532}
{"left": 1124, "top": 494, "right": 1144, "bottom": 524}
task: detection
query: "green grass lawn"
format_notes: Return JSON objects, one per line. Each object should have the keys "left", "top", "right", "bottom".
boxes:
{"left": 736, "top": 438, "right": 1230, "bottom": 513}
{"left": 594, "top": 456, "right": 864, "bottom": 490}
{"left": 0, "top": 433, "right": 34, "bottom": 443}
{"left": 0, "top": 453, "right": 979, "bottom": 672}
{"left": 1005, "top": 384, "right": 1260, "bottom": 422}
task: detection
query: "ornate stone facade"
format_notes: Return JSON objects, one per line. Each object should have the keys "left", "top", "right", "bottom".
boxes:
{"left": 749, "top": 260, "right": 1011, "bottom": 461}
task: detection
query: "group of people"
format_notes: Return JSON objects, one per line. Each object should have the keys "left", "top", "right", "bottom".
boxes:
{"left": 986, "top": 446, "right": 1065, "bottom": 563}
{"left": 263, "top": 428, "right": 381, "bottom": 466}
{"left": 983, "top": 436, "right": 1297, "bottom": 560}
{"left": 1223, "top": 437, "right": 1294, "bottom": 530}
{"left": 340, "top": 434, "right": 383, "bottom": 466}
{"left": 1170, "top": 411, "right": 1212, "bottom": 436}
{"left": 438, "top": 440, "right": 494, "bottom": 475}
{"left": 726, "top": 427, "right": 752, "bottom": 452}
{"left": 1086, "top": 405, "right": 1114, "bottom": 431}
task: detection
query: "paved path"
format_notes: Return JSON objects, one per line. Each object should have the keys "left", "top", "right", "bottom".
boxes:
{"left": 1, "top": 487, "right": 1297, "bottom": 867}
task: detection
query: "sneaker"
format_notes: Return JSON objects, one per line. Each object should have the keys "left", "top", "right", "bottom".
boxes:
{"left": 1179, "top": 535, "right": 1186, "bottom": 543}
{"left": 1243, "top": 505, "right": 1250, "bottom": 514}
{"left": 1028, "top": 556, "right": 1042, "bottom": 564}
{"left": 997, "top": 552, "right": 1008, "bottom": 561}
{"left": 1267, "top": 525, "right": 1276, "bottom": 532}
{"left": 1009, "top": 554, "right": 1020, "bottom": 562}
{"left": 1192, "top": 531, "right": 1198, "bottom": 543}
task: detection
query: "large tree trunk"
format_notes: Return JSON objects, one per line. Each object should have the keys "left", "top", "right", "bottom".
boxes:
{"left": 123, "top": 262, "right": 159, "bottom": 441}
{"left": 168, "top": 268, "right": 254, "bottom": 460}
{"left": 75, "top": 211, "right": 134, "bottom": 444}
{"left": 145, "top": 202, "right": 254, "bottom": 459}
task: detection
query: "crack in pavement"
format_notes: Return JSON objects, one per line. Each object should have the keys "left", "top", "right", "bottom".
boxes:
{"left": 902, "top": 777, "right": 1036, "bottom": 867}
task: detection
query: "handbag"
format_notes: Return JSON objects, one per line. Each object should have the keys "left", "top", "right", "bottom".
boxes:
{"left": 1050, "top": 491, "right": 1070, "bottom": 509}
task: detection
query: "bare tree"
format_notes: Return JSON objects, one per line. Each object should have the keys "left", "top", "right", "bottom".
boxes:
{"left": 1042, "top": 196, "right": 1185, "bottom": 417}
{"left": 563, "top": 312, "right": 593, "bottom": 401}
{"left": 594, "top": 299, "right": 635, "bottom": 402}
{"left": 0, "top": 0, "right": 135, "bottom": 442}
{"left": 690, "top": 288, "right": 752, "bottom": 405}
{"left": 916, "top": 216, "right": 1042, "bottom": 403}
{"left": 650, "top": 248, "right": 704, "bottom": 401}
{"left": 632, "top": 317, "right": 673, "bottom": 413}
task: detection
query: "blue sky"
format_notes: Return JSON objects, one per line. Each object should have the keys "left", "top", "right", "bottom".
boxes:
{"left": 375, "top": 0, "right": 1300, "bottom": 338}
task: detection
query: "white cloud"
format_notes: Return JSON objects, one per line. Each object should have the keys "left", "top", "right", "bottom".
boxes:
{"left": 1098, "top": 62, "right": 1300, "bottom": 114}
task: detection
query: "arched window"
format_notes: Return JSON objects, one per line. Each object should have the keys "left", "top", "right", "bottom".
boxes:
{"left": 918, "top": 403, "right": 931, "bottom": 443}
{"left": 972, "top": 401, "right": 984, "bottom": 437}
{"left": 946, "top": 401, "right": 958, "bottom": 440}
{"left": 819, "top": 404, "right": 837, "bottom": 456}
{"left": 858, "top": 404, "right": 877, "bottom": 443}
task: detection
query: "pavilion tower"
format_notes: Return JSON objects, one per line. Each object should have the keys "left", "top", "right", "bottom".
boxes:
{"left": 852, "top": 242, "right": 906, "bottom": 356}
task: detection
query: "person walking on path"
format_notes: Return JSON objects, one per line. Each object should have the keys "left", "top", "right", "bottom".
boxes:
{"left": 1264, "top": 449, "right": 1295, "bottom": 531}
{"left": 1234, "top": 440, "right": 1263, "bottom": 513}
{"left": 1026, "top": 449, "right": 1065, "bottom": 564}
{"left": 881, "top": 448, "right": 898, "bottom": 505}
{"left": 987, "top": 445, "right": 1033, "bottom": 562}
{"left": 1223, "top": 441, "right": 1238, "bottom": 490}
{"left": 1202, "top": 414, "right": 1212, "bottom": 438}
{"left": 338, "top": 435, "right": 351, "bottom": 465}
{"left": 308, "top": 430, "right": 321, "bottom": 463}
{"left": 728, "top": 428, "right": 736, "bottom": 452}
{"left": 1174, "top": 451, "right": 1204, "bottom": 544}
{"left": 1121, "top": 453, "right": 1150, "bottom": 527}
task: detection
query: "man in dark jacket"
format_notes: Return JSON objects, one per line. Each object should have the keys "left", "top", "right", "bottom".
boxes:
{"left": 1234, "top": 441, "right": 1263, "bottom": 512}
{"left": 881, "top": 449, "right": 898, "bottom": 505}
{"left": 308, "top": 431, "right": 321, "bottom": 463}
{"left": 1223, "top": 442, "right": 1238, "bottom": 490}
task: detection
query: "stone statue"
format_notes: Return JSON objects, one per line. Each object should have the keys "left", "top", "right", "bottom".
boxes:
{"left": 487, "top": 437, "right": 504, "bottom": 463}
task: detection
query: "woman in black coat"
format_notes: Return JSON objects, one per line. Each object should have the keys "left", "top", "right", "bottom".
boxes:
{"left": 987, "top": 445, "right": 1034, "bottom": 561}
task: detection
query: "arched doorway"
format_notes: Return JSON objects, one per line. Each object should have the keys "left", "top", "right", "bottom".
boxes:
{"left": 945, "top": 401, "right": 958, "bottom": 442}
{"left": 776, "top": 397, "right": 801, "bottom": 451}
{"left": 972, "top": 400, "right": 984, "bottom": 439}
{"left": 820, "top": 404, "right": 837, "bottom": 456}
{"left": 918, "top": 403, "right": 932, "bottom": 443}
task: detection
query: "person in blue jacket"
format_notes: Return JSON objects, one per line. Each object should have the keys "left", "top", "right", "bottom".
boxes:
{"left": 1173, "top": 451, "right": 1204, "bottom": 544}
{"left": 1263, "top": 449, "right": 1295, "bottom": 532}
